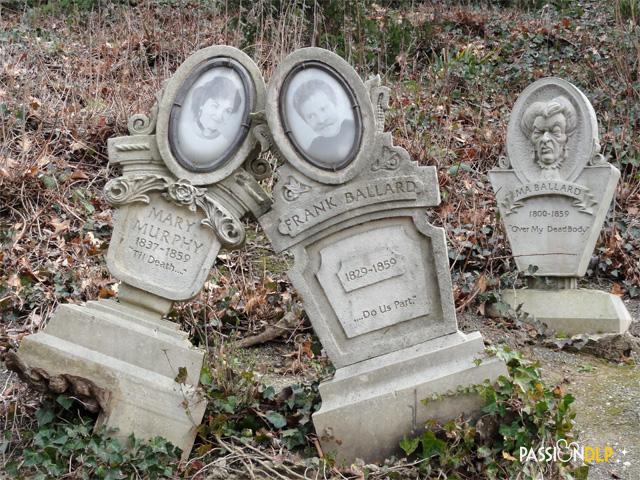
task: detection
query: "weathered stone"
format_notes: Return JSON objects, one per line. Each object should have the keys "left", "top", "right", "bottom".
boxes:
{"left": 489, "top": 167, "right": 618, "bottom": 277}
{"left": 9, "top": 46, "right": 272, "bottom": 456}
{"left": 549, "top": 331, "right": 640, "bottom": 361}
{"left": 490, "top": 78, "right": 630, "bottom": 335}
{"left": 107, "top": 192, "right": 222, "bottom": 301}
{"left": 502, "top": 289, "right": 632, "bottom": 336}
{"left": 313, "top": 332, "right": 506, "bottom": 461}
{"left": 258, "top": 47, "right": 507, "bottom": 462}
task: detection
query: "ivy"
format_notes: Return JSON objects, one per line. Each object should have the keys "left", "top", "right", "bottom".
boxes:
{"left": 400, "top": 346, "right": 586, "bottom": 479}
{"left": 8, "top": 398, "right": 181, "bottom": 479}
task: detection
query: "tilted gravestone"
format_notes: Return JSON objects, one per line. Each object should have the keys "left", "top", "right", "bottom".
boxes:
{"left": 7, "top": 46, "right": 272, "bottom": 455}
{"left": 257, "top": 48, "right": 507, "bottom": 462}
{"left": 489, "top": 78, "right": 631, "bottom": 335}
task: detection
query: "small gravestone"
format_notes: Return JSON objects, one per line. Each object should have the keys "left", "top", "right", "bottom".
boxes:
{"left": 7, "top": 46, "right": 272, "bottom": 455}
{"left": 489, "top": 78, "right": 631, "bottom": 334}
{"left": 257, "top": 47, "right": 507, "bottom": 462}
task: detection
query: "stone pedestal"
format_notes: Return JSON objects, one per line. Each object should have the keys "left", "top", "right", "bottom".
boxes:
{"left": 14, "top": 297, "right": 207, "bottom": 453}
{"left": 314, "top": 331, "right": 506, "bottom": 462}
{"left": 501, "top": 288, "right": 632, "bottom": 335}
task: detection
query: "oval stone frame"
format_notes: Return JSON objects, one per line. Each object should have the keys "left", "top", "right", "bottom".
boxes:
{"left": 280, "top": 61, "right": 362, "bottom": 172}
{"left": 267, "top": 48, "right": 376, "bottom": 185}
{"left": 506, "top": 77, "right": 598, "bottom": 184}
{"left": 157, "top": 46, "right": 266, "bottom": 185}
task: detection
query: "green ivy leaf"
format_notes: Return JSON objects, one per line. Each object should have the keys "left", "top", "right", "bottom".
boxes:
{"left": 35, "top": 404, "right": 55, "bottom": 426}
{"left": 57, "top": 394, "right": 74, "bottom": 410}
{"left": 280, "top": 427, "right": 307, "bottom": 449}
{"left": 261, "top": 385, "right": 276, "bottom": 401}
{"left": 199, "top": 365, "right": 214, "bottom": 387}
{"left": 534, "top": 400, "right": 549, "bottom": 416}
{"left": 174, "top": 366, "right": 188, "bottom": 385}
{"left": 478, "top": 444, "right": 492, "bottom": 458}
{"left": 573, "top": 465, "right": 590, "bottom": 479}
{"left": 478, "top": 382, "right": 497, "bottom": 405}
{"left": 266, "top": 411, "right": 287, "bottom": 429}
{"left": 499, "top": 421, "right": 521, "bottom": 440}
{"left": 400, "top": 435, "right": 420, "bottom": 456}
{"left": 23, "top": 449, "right": 44, "bottom": 467}
{"left": 3, "top": 459, "right": 19, "bottom": 477}
{"left": 419, "top": 431, "right": 446, "bottom": 459}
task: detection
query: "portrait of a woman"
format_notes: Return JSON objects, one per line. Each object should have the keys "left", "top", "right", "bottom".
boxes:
{"left": 171, "top": 67, "right": 248, "bottom": 171}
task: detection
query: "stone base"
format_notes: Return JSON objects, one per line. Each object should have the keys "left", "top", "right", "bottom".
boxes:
{"left": 10, "top": 300, "right": 206, "bottom": 457}
{"left": 501, "top": 288, "right": 632, "bottom": 335}
{"left": 313, "top": 331, "right": 507, "bottom": 463}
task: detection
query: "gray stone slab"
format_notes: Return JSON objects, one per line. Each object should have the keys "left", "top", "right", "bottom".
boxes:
{"left": 286, "top": 212, "right": 458, "bottom": 368}
{"left": 42, "top": 302, "right": 203, "bottom": 381}
{"left": 490, "top": 77, "right": 618, "bottom": 278}
{"left": 314, "top": 331, "right": 507, "bottom": 463}
{"left": 489, "top": 77, "right": 630, "bottom": 336}
{"left": 107, "top": 193, "right": 222, "bottom": 301}
{"left": 16, "top": 302, "right": 206, "bottom": 455}
{"left": 489, "top": 165, "right": 618, "bottom": 276}
{"left": 501, "top": 289, "right": 632, "bottom": 335}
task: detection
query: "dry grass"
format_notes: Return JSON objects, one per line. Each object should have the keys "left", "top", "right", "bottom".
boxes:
{"left": 2, "top": 0, "right": 640, "bottom": 477}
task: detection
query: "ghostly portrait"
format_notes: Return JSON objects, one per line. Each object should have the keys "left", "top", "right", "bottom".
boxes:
{"left": 281, "top": 66, "right": 361, "bottom": 171}
{"left": 169, "top": 63, "right": 251, "bottom": 172}
{"left": 520, "top": 96, "right": 578, "bottom": 180}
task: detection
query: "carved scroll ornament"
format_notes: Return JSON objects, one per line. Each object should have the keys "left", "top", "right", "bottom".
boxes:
{"left": 104, "top": 176, "right": 245, "bottom": 248}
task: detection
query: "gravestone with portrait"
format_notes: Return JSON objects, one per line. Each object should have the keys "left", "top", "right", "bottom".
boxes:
{"left": 489, "top": 78, "right": 631, "bottom": 334}
{"left": 257, "top": 47, "right": 507, "bottom": 462}
{"left": 7, "top": 46, "right": 272, "bottom": 455}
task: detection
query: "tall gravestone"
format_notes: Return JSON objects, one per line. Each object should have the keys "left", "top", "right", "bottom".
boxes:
{"left": 489, "top": 78, "right": 631, "bottom": 334}
{"left": 257, "top": 48, "right": 507, "bottom": 462}
{"left": 7, "top": 46, "right": 272, "bottom": 455}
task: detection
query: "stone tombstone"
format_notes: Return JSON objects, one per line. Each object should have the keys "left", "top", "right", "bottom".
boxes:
{"left": 7, "top": 46, "right": 272, "bottom": 456}
{"left": 257, "top": 47, "right": 507, "bottom": 462}
{"left": 489, "top": 78, "right": 631, "bottom": 334}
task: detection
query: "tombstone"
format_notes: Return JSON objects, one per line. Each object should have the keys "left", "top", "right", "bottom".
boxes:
{"left": 6, "top": 46, "right": 272, "bottom": 456}
{"left": 257, "top": 48, "right": 507, "bottom": 462}
{"left": 489, "top": 78, "right": 631, "bottom": 335}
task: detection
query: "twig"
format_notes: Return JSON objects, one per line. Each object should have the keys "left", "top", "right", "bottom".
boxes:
{"left": 226, "top": 435, "right": 310, "bottom": 480}
{"left": 312, "top": 436, "right": 323, "bottom": 458}
{"left": 215, "top": 435, "right": 305, "bottom": 480}
{"left": 236, "top": 312, "right": 298, "bottom": 348}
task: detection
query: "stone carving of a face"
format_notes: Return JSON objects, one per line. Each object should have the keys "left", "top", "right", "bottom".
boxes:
{"left": 521, "top": 96, "right": 577, "bottom": 174}
{"left": 192, "top": 77, "right": 241, "bottom": 140}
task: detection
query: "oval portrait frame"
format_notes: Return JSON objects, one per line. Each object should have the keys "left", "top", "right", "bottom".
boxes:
{"left": 157, "top": 46, "right": 266, "bottom": 185}
{"left": 506, "top": 77, "right": 598, "bottom": 184}
{"left": 267, "top": 48, "right": 375, "bottom": 185}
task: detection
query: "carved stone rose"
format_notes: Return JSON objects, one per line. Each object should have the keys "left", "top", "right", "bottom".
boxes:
{"left": 165, "top": 179, "right": 203, "bottom": 209}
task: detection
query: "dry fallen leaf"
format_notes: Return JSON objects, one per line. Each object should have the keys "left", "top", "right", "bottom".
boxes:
{"left": 503, "top": 451, "right": 517, "bottom": 461}
{"left": 611, "top": 283, "right": 624, "bottom": 297}
{"left": 21, "top": 136, "right": 32, "bottom": 153}
{"left": 7, "top": 273, "right": 21, "bottom": 290}
{"left": 49, "top": 218, "right": 70, "bottom": 236}
{"left": 70, "top": 168, "right": 89, "bottom": 180}
{"left": 70, "top": 141, "right": 86, "bottom": 152}
{"left": 242, "top": 293, "right": 267, "bottom": 314}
